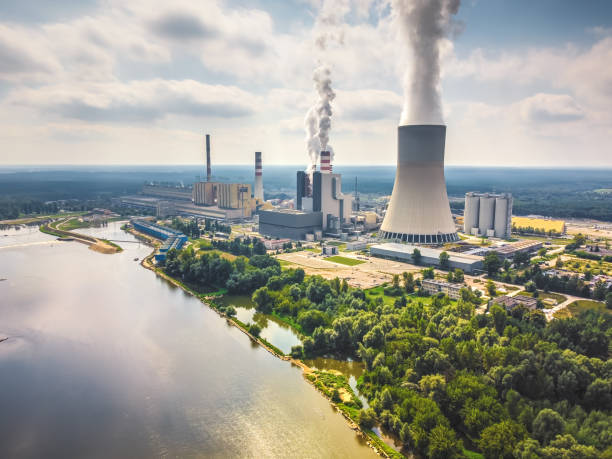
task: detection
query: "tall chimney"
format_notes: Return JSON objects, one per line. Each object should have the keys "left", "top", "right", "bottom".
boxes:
{"left": 205, "top": 134, "right": 211, "bottom": 182}
{"left": 254, "top": 151, "right": 264, "bottom": 201}
{"left": 320, "top": 150, "right": 332, "bottom": 173}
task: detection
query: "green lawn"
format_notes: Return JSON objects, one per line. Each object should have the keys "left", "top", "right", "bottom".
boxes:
{"left": 325, "top": 255, "right": 365, "bottom": 266}
{"left": 554, "top": 299, "right": 609, "bottom": 319}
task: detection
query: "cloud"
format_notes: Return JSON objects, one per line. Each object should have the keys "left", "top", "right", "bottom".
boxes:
{"left": 150, "top": 12, "right": 217, "bottom": 40}
{"left": 336, "top": 89, "right": 401, "bottom": 121}
{"left": 8, "top": 79, "right": 258, "bottom": 122}
{"left": 519, "top": 93, "right": 584, "bottom": 123}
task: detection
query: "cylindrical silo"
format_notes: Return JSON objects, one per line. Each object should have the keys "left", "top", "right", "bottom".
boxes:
{"left": 463, "top": 192, "right": 480, "bottom": 234}
{"left": 494, "top": 196, "right": 508, "bottom": 238}
{"left": 380, "top": 125, "right": 458, "bottom": 244}
{"left": 478, "top": 194, "right": 495, "bottom": 236}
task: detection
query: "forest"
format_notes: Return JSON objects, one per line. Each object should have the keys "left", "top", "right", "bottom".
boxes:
{"left": 159, "top": 246, "right": 611, "bottom": 458}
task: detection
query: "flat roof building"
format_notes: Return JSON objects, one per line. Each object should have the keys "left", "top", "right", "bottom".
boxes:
{"left": 422, "top": 279, "right": 463, "bottom": 300}
{"left": 259, "top": 209, "right": 323, "bottom": 240}
{"left": 490, "top": 295, "right": 538, "bottom": 312}
{"left": 370, "top": 242, "right": 483, "bottom": 273}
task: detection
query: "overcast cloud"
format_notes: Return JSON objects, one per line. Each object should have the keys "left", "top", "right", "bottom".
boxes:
{"left": 0, "top": 0, "right": 610, "bottom": 166}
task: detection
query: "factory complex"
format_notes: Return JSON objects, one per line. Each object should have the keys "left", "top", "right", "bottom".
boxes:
{"left": 464, "top": 192, "right": 513, "bottom": 239}
{"left": 130, "top": 219, "right": 187, "bottom": 262}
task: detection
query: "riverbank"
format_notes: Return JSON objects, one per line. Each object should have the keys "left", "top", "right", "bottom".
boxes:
{"left": 132, "top": 232, "right": 397, "bottom": 458}
{"left": 40, "top": 219, "right": 121, "bottom": 254}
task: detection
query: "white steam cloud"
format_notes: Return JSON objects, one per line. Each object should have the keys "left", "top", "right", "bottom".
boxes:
{"left": 304, "top": 0, "right": 349, "bottom": 174}
{"left": 393, "top": 0, "right": 461, "bottom": 125}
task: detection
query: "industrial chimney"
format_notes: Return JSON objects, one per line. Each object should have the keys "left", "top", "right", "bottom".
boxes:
{"left": 320, "top": 151, "right": 332, "bottom": 173}
{"left": 205, "top": 134, "right": 211, "bottom": 182}
{"left": 380, "top": 125, "right": 458, "bottom": 244}
{"left": 254, "top": 151, "right": 263, "bottom": 201}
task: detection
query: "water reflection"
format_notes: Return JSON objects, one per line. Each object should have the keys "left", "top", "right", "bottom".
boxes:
{"left": 0, "top": 222, "right": 376, "bottom": 458}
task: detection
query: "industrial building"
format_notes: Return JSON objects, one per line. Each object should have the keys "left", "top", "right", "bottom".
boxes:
{"left": 130, "top": 219, "right": 187, "bottom": 262}
{"left": 421, "top": 279, "right": 463, "bottom": 300}
{"left": 380, "top": 125, "right": 458, "bottom": 244}
{"left": 464, "top": 192, "right": 513, "bottom": 239}
{"left": 490, "top": 295, "right": 538, "bottom": 312}
{"left": 346, "top": 240, "right": 368, "bottom": 251}
{"left": 259, "top": 209, "right": 323, "bottom": 240}
{"left": 494, "top": 240, "right": 542, "bottom": 259}
{"left": 370, "top": 242, "right": 483, "bottom": 273}
{"left": 296, "top": 151, "right": 352, "bottom": 234}
{"left": 259, "top": 150, "right": 352, "bottom": 240}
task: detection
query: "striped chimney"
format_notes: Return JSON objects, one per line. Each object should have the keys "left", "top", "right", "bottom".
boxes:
{"left": 254, "top": 151, "right": 264, "bottom": 201}
{"left": 320, "top": 150, "right": 332, "bottom": 173}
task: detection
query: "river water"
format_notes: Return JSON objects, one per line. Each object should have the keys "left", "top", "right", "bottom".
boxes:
{"left": 0, "top": 222, "right": 377, "bottom": 458}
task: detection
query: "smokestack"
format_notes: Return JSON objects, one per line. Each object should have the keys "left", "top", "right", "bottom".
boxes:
{"left": 254, "top": 152, "right": 264, "bottom": 201}
{"left": 380, "top": 125, "right": 457, "bottom": 244}
{"left": 320, "top": 150, "right": 332, "bottom": 173}
{"left": 205, "top": 134, "right": 211, "bottom": 182}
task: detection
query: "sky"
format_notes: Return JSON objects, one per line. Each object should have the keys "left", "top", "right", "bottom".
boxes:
{"left": 0, "top": 0, "right": 611, "bottom": 167}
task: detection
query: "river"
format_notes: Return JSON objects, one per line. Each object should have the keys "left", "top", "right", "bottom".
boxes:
{"left": 0, "top": 222, "right": 377, "bottom": 458}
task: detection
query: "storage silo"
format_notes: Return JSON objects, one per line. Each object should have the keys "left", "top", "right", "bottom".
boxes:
{"left": 463, "top": 192, "right": 480, "bottom": 235}
{"left": 478, "top": 194, "right": 495, "bottom": 236}
{"left": 494, "top": 194, "right": 513, "bottom": 239}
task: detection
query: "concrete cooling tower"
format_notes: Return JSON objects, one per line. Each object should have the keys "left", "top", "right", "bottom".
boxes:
{"left": 380, "top": 125, "right": 458, "bottom": 244}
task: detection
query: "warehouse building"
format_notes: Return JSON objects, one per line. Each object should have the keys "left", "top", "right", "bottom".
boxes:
{"left": 490, "top": 295, "right": 538, "bottom": 312}
{"left": 370, "top": 242, "right": 484, "bottom": 273}
{"left": 259, "top": 209, "right": 323, "bottom": 240}
{"left": 495, "top": 240, "right": 543, "bottom": 259}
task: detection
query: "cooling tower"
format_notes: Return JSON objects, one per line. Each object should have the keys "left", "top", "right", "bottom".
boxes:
{"left": 254, "top": 152, "right": 263, "bottom": 201}
{"left": 380, "top": 125, "right": 458, "bottom": 244}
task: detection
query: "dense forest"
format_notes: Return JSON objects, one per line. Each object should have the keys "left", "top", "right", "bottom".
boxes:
{"left": 159, "top": 246, "right": 611, "bottom": 458}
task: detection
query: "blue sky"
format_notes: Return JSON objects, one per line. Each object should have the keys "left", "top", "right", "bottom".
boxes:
{"left": 0, "top": 0, "right": 610, "bottom": 166}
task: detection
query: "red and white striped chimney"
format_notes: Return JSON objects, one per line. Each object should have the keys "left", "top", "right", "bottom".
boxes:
{"left": 320, "top": 150, "right": 332, "bottom": 173}
{"left": 254, "top": 151, "right": 264, "bottom": 201}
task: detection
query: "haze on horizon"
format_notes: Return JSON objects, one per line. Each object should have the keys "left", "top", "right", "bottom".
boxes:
{"left": 1, "top": 0, "right": 611, "bottom": 167}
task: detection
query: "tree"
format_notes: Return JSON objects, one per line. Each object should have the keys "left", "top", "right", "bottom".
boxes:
{"left": 422, "top": 267, "right": 435, "bottom": 280}
{"left": 412, "top": 248, "right": 422, "bottom": 265}
{"left": 427, "top": 425, "right": 463, "bottom": 459}
{"left": 533, "top": 409, "right": 565, "bottom": 446}
{"left": 479, "top": 421, "right": 526, "bottom": 459}
{"left": 486, "top": 280, "right": 497, "bottom": 297}
{"left": 252, "top": 286, "right": 274, "bottom": 313}
{"left": 402, "top": 272, "right": 415, "bottom": 293}
{"left": 357, "top": 409, "right": 377, "bottom": 429}
{"left": 484, "top": 251, "right": 502, "bottom": 276}
{"left": 606, "top": 292, "right": 612, "bottom": 310}
{"left": 439, "top": 251, "right": 450, "bottom": 269}
{"left": 513, "top": 251, "right": 530, "bottom": 267}
{"left": 248, "top": 323, "right": 261, "bottom": 337}
{"left": 453, "top": 269, "right": 464, "bottom": 283}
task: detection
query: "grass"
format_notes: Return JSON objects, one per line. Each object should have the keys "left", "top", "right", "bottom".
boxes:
{"left": 553, "top": 299, "right": 610, "bottom": 319}
{"left": 58, "top": 218, "right": 89, "bottom": 231}
{"left": 463, "top": 449, "right": 485, "bottom": 459}
{"left": 325, "top": 255, "right": 365, "bottom": 266}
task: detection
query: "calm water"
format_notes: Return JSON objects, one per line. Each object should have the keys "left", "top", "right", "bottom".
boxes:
{"left": 0, "top": 223, "right": 377, "bottom": 458}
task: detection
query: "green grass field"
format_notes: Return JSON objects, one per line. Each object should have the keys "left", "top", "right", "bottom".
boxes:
{"left": 554, "top": 299, "right": 609, "bottom": 319}
{"left": 519, "top": 290, "right": 567, "bottom": 304}
{"left": 325, "top": 255, "right": 365, "bottom": 266}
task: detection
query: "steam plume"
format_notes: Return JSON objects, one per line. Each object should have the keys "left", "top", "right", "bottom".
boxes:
{"left": 393, "top": 0, "right": 460, "bottom": 125}
{"left": 304, "top": 0, "right": 348, "bottom": 174}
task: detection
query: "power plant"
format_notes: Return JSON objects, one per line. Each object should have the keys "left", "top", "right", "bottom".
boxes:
{"left": 254, "top": 151, "right": 263, "bottom": 201}
{"left": 379, "top": 125, "right": 458, "bottom": 244}
{"left": 464, "top": 192, "right": 513, "bottom": 239}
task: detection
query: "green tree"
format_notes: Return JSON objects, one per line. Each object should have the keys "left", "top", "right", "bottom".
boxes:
{"left": 248, "top": 323, "right": 261, "bottom": 337}
{"left": 427, "top": 425, "right": 463, "bottom": 459}
{"left": 357, "top": 409, "right": 377, "bottom": 429}
{"left": 533, "top": 409, "right": 565, "bottom": 446}
{"left": 484, "top": 251, "right": 502, "bottom": 276}
{"left": 402, "top": 271, "right": 415, "bottom": 293}
{"left": 606, "top": 292, "right": 612, "bottom": 309}
{"left": 479, "top": 421, "right": 526, "bottom": 459}
{"left": 252, "top": 286, "right": 274, "bottom": 313}
{"left": 439, "top": 251, "right": 450, "bottom": 269}
{"left": 453, "top": 269, "right": 464, "bottom": 283}
{"left": 486, "top": 280, "right": 497, "bottom": 297}
{"left": 412, "top": 248, "right": 422, "bottom": 265}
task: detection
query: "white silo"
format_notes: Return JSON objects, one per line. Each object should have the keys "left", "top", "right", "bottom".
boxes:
{"left": 380, "top": 125, "right": 457, "bottom": 244}
{"left": 494, "top": 194, "right": 513, "bottom": 239}
{"left": 254, "top": 151, "right": 263, "bottom": 201}
{"left": 463, "top": 192, "right": 480, "bottom": 235}
{"left": 478, "top": 194, "right": 495, "bottom": 236}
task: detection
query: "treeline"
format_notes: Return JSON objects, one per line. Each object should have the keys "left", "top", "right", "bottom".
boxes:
{"left": 511, "top": 225, "right": 563, "bottom": 238}
{"left": 207, "top": 236, "right": 267, "bottom": 258}
{"left": 246, "top": 274, "right": 611, "bottom": 458}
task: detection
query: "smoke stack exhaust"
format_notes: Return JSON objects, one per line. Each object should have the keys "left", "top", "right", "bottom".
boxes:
{"left": 320, "top": 150, "right": 332, "bottom": 173}
{"left": 254, "top": 151, "right": 264, "bottom": 201}
{"left": 205, "top": 134, "right": 211, "bottom": 182}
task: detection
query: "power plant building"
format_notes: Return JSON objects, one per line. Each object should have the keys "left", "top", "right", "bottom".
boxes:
{"left": 380, "top": 125, "right": 458, "bottom": 244}
{"left": 254, "top": 151, "right": 264, "bottom": 201}
{"left": 464, "top": 192, "right": 513, "bottom": 239}
{"left": 258, "top": 209, "right": 323, "bottom": 240}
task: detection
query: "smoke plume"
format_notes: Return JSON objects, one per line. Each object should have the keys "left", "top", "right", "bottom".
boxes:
{"left": 393, "top": 0, "right": 460, "bottom": 125}
{"left": 304, "top": 0, "right": 348, "bottom": 174}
